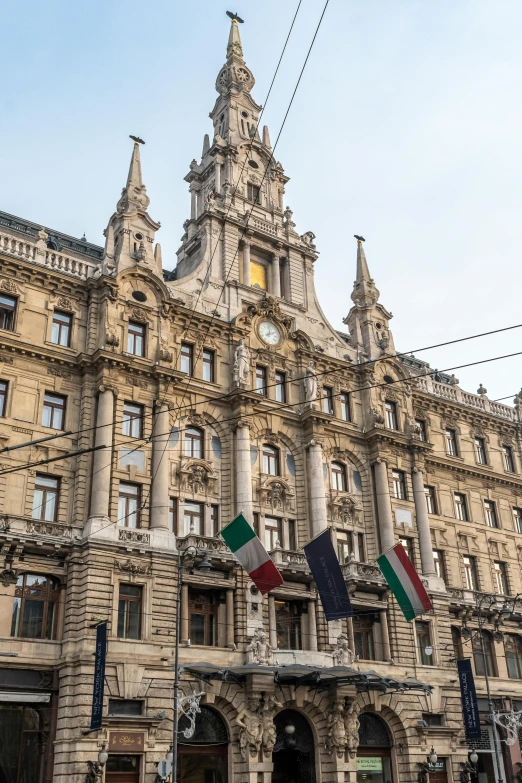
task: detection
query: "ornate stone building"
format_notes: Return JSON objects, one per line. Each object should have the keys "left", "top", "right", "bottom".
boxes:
{"left": 1, "top": 16, "right": 522, "bottom": 783}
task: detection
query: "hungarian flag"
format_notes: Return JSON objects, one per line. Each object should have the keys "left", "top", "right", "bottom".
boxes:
{"left": 220, "top": 513, "right": 283, "bottom": 595}
{"left": 377, "top": 543, "right": 432, "bottom": 622}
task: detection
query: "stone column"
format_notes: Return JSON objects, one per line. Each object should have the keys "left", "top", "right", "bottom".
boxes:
{"left": 308, "top": 440, "right": 327, "bottom": 537}
{"left": 226, "top": 589, "right": 235, "bottom": 647}
{"left": 412, "top": 467, "right": 436, "bottom": 575}
{"left": 272, "top": 254, "right": 281, "bottom": 297}
{"left": 235, "top": 422, "right": 253, "bottom": 524}
{"left": 373, "top": 459, "right": 395, "bottom": 552}
{"left": 268, "top": 594, "right": 277, "bottom": 649}
{"left": 215, "top": 156, "right": 223, "bottom": 193}
{"left": 242, "top": 240, "right": 251, "bottom": 287}
{"left": 346, "top": 617, "right": 356, "bottom": 655}
{"left": 151, "top": 401, "right": 170, "bottom": 530}
{"left": 89, "top": 386, "right": 115, "bottom": 520}
{"left": 181, "top": 583, "right": 189, "bottom": 643}
{"left": 308, "top": 600, "right": 318, "bottom": 652}
{"left": 190, "top": 184, "right": 198, "bottom": 220}
{"left": 379, "top": 610, "right": 391, "bottom": 661}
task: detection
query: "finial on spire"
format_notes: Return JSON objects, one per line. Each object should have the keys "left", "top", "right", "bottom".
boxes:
{"left": 226, "top": 10, "right": 244, "bottom": 59}
{"left": 226, "top": 10, "right": 244, "bottom": 23}
{"left": 116, "top": 137, "right": 150, "bottom": 214}
{"left": 129, "top": 135, "right": 145, "bottom": 145}
{"left": 354, "top": 234, "right": 365, "bottom": 242}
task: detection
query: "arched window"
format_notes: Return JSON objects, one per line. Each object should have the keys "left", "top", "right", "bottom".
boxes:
{"left": 185, "top": 427, "right": 204, "bottom": 459}
{"left": 331, "top": 462, "right": 347, "bottom": 492}
{"left": 263, "top": 445, "right": 280, "bottom": 476}
{"left": 358, "top": 713, "right": 391, "bottom": 747}
{"left": 11, "top": 574, "right": 59, "bottom": 640}
{"left": 178, "top": 706, "right": 228, "bottom": 782}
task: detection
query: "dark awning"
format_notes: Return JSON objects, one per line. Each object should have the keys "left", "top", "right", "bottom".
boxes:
{"left": 181, "top": 663, "right": 432, "bottom": 693}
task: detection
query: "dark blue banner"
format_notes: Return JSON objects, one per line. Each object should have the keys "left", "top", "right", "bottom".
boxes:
{"left": 90, "top": 622, "right": 107, "bottom": 730}
{"left": 304, "top": 530, "right": 353, "bottom": 621}
{"left": 457, "top": 658, "right": 481, "bottom": 740}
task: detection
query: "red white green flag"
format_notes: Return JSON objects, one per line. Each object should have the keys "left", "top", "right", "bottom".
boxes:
{"left": 220, "top": 513, "right": 283, "bottom": 595}
{"left": 377, "top": 543, "right": 433, "bottom": 622}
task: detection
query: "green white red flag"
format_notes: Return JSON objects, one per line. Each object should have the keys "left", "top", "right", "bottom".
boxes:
{"left": 220, "top": 513, "right": 283, "bottom": 595}
{"left": 377, "top": 543, "right": 432, "bottom": 622}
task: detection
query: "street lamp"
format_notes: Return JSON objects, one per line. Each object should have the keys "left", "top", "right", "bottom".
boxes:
{"left": 85, "top": 745, "right": 108, "bottom": 782}
{"left": 470, "top": 750, "right": 478, "bottom": 766}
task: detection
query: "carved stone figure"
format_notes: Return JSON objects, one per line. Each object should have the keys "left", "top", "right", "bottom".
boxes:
{"left": 188, "top": 465, "right": 206, "bottom": 495}
{"left": 246, "top": 628, "right": 274, "bottom": 666}
{"left": 237, "top": 699, "right": 262, "bottom": 759}
{"left": 261, "top": 695, "right": 282, "bottom": 756}
{"left": 233, "top": 339, "right": 251, "bottom": 387}
{"left": 418, "top": 761, "right": 430, "bottom": 783}
{"left": 326, "top": 700, "right": 347, "bottom": 756}
{"left": 268, "top": 481, "right": 284, "bottom": 510}
{"left": 332, "top": 634, "right": 356, "bottom": 667}
{"left": 459, "top": 762, "right": 473, "bottom": 783}
{"left": 370, "top": 407, "right": 384, "bottom": 426}
{"left": 406, "top": 414, "right": 421, "bottom": 438}
{"left": 303, "top": 361, "right": 318, "bottom": 403}
{"left": 514, "top": 389, "right": 522, "bottom": 422}
{"left": 344, "top": 701, "right": 360, "bottom": 756}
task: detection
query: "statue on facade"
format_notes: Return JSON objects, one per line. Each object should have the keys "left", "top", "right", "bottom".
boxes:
{"left": 514, "top": 389, "right": 522, "bottom": 422}
{"left": 261, "top": 695, "right": 282, "bottom": 756}
{"left": 344, "top": 700, "right": 360, "bottom": 756}
{"left": 237, "top": 699, "right": 263, "bottom": 759}
{"left": 418, "top": 761, "right": 431, "bottom": 783}
{"left": 233, "top": 339, "right": 251, "bottom": 387}
{"left": 332, "top": 634, "right": 356, "bottom": 667}
{"left": 326, "top": 700, "right": 347, "bottom": 756}
{"left": 246, "top": 629, "right": 274, "bottom": 666}
{"left": 459, "top": 762, "right": 473, "bottom": 783}
{"left": 303, "top": 361, "right": 318, "bottom": 404}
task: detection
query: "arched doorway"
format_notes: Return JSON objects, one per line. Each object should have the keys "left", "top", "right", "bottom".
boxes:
{"left": 357, "top": 713, "right": 393, "bottom": 783}
{"left": 178, "top": 705, "right": 228, "bottom": 783}
{"left": 273, "top": 709, "right": 316, "bottom": 783}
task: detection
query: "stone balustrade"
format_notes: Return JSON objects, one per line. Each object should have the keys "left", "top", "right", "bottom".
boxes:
{"left": 0, "top": 230, "right": 98, "bottom": 280}
{"left": 415, "top": 376, "right": 515, "bottom": 421}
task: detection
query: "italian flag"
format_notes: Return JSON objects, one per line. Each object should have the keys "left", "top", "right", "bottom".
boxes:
{"left": 220, "top": 513, "right": 284, "bottom": 595}
{"left": 377, "top": 543, "right": 433, "bottom": 622}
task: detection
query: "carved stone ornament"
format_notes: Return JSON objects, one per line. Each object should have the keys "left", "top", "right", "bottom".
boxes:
{"left": 0, "top": 355, "right": 14, "bottom": 364}
{"left": 246, "top": 295, "right": 292, "bottom": 330}
{"left": 0, "top": 568, "right": 18, "bottom": 587}
{"left": 178, "top": 460, "right": 217, "bottom": 496}
{"left": 105, "top": 331, "right": 120, "bottom": 347}
{"left": 188, "top": 411, "right": 207, "bottom": 427}
{"left": 326, "top": 700, "right": 347, "bottom": 757}
{"left": 158, "top": 347, "right": 173, "bottom": 363}
{"left": 114, "top": 559, "right": 152, "bottom": 577}
{"left": 262, "top": 695, "right": 283, "bottom": 757}
{"left": 237, "top": 699, "right": 263, "bottom": 760}
{"left": 246, "top": 628, "right": 274, "bottom": 666}
{"left": 370, "top": 407, "right": 384, "bottom": 426}
{"left": 0, "top": 278, "right": 17, "bottom": 293}
{"left": 344, "top": 701, "right": 361, "bottom": 757}
{"left": 329, "top": 494, "right": 362, "bottom": 526}
{"left": 332, "top": 634, "right": 356, "bottom": 666}
{"left": 406, "top": 414, "right": 421, "bottom": 438}
{"left": 233, "top": 339, "right": 251, "bottom": 388}
{"left": 47, "top": 367, "right": 71, "bottom": 379}
{"left": 26, "top": 520, "right": 72, "bottom": 538}
{"left": 126, "top": 377, "right": 148, "bottom": 390}
{"left": 56, "top": 296, "right": 73, "bottom": 311}
{"left": 259, "top": 477, "right": 295, "bottom": 513}
{"left": 118, "top": 529, "right": 150, "bottom": 545}
{"left": 129, "top": 306, "right": 148, "bottom": 323}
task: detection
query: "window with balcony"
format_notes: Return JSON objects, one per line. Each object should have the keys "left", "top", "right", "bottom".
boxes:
{"left": 181, "top": 342, "right": 194, "bottom": 376}
{"left": 454, "top": 493, "right": 469, "bottom": 521}
{"left": 51, "top": 310, "right": 72, "bottom": 347}
{"left": 424, "top": 486, "right": 437, "bottom": 514}
{"left": 445, "top": 428, "right": 458, "bottom": 456}
{"left": 322, "top": 386, "right": 334, "bottom": 414}
{"left": 0, "top": 294, "right": 17, "bottom": 331}
{"left": 514, "top": 507, "right": 522, "bottom": 534}
{"left": 433, "top": 550, "right": 446, "bottom": 581}
{"left": 247, "top": 183, "right": 261, "bottom": 204}
{"left": 385, "top": 400, "right": 398, "bottom": 430}
{"left": 202, "top": 349, "right": 215, "bottom": 383}
{"left": 505, "top": 635, "right": 522, "bottom": 679}
{"left": 337, "top": 530, "right": 353, "bottom": 563}
{"left": 117, "top": 584, "right": 142, "bottom": 640}
{"left": 262, "top": 444, "right": 279, "bottom": 476}
{"left": 42, "top": 392, "right": 66, "bottom": 429}
{"left": 473, "top": 630, "right": 496, "bottom": 677}
{"left": 32, "top": 474, "right": 59, "bottom": 522}
{"left": 503, "top": 445, "right": 516, "bottom": 473}
{"left": 184, "top": 501, "right": 203, "bottom": 535}
{"left": 416, "top": 621, "right": 433, "bottom": 665}
{"left": 122, "top": 402, "right": 143, "bottom": 438}
{"left": 331, "top": 462, "right": 347, "bottom": 492}
{"left": 210, "top": 505, "right": 219, "bottom": 536}
{"left": 474, "top": 437, "right": 487, "bottom": 465}
{"left": 189, "top": 589, "right": 219, "bottom": 646}
{"left": 340, "top": 392, "right": 351, "bottom": 422}
{"left": 275, "top": 371, "right": 286, "bottom": 403}
{"left": 118, "top": 483, "right": 140, "bottom": 528}
{"left": 399, "top": 537, "right": 415, "bottom": 563}
{"left": 275, "top": 600, "right": 302, "bottom": 650}
{"left": 265, "top": 516, "right": 282, "bottom": 551}
{"left": 127, "top": 321, "right": 145, "bottom": 356}
{"left": 354, "top": 615, "right": 377, "bottom": 660}
{"left": 185, "top": 427, "right": 204, "bottom": 459}
{"left": 255, "top": 365, "right": 267, "bottom": 395}
{"left": 392, "top": 470, "right": 406, "bottom": 500}
{"left": 463, "top": 555, "right": 478, "bottom": 590}
{"left": 493, "top": 561, "right": 508, "bottom": 595}
{"left": 415, "top": 419, "right": 427, "bottom": 442}
{"left": 0, "top": 379, "right": 7, "bottom": 417}
{"left": 484, "top": 500, "right": 499, "bottom": 528}
{"left": 10, "top": 573, "right": 59, "bottom": 640}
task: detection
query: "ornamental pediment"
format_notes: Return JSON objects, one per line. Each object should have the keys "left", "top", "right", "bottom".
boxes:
{"left": 178, "top": 459, "right": 218, "bottom": 495}
{"left": 329, "top": 493, "right": 362, "bottom": 526}
{"left": 258, "top": 477, "right": 295, "bottom": 513}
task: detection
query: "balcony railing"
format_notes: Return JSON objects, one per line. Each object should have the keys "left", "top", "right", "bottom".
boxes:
{"left": 0, "top": 230, "right": 98, "bottom": 280}
{"left": 415, "top": 376, "right": 516, "bottom": 422}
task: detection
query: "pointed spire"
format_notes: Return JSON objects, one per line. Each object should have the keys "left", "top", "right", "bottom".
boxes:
{"left": 351, "top": 238, "right": 380, "bottom": 307}
{"left": 262, "top": 125, "right": 271, "bottom": 149}
{"left": 202, "top": 134, "right": 210, "bottom": 157}
{"left": 355, "top": 238, "right": 371, "bottom": 285}
{"left": 227, "top": 18, "right": 243, "bottom": 61}
{"left": 117, "top": 140, "right": 150, "bottom": 214}
{"left": 127, "top": 141, "right": 143, "bottom": 189}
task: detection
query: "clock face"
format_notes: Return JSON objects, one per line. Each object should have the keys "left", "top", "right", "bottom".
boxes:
{"left": 259, "top": 321, "right": 281, "bottom": 346}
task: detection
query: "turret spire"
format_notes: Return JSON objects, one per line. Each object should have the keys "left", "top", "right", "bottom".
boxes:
{"left": 117, "top": 139, "right": 150, "bottom": 214}
{"left": 351, "top": 237, "right": 379, "bottom": 307}
{"left": 227, "top": 17, "right": 244, "bottom": 60}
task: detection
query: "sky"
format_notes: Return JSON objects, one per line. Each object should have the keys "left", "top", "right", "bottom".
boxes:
{"left": 2, "top": 0, "right": 522, "bottom": 403}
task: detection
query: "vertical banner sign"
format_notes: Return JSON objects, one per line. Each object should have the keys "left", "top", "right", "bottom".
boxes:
{"left": 457, "top": 658, "right": 481, "bottom": 740}
{"left": 303, "top": 529, "right": 353, "bottom": 621}
{"left": 90, "top": 622, "right": 107, "bottom": 730}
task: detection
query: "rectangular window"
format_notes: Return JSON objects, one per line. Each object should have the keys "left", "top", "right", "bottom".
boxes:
{"left": 189, "top": 589, "right": 218, "bottom": 646}
{"left": 424, "top": 486, "right": 437, "bottom": 514}
{"left": 0, "top": 380, "right": 7, "bottom": 417}
{"left": 354, "top": 615, "right": 376, "bottom": 661}
{"left": 337, "top": 530, "right": 353, "bottom": 564}
{"left": 399, "top": 537, "right": 414, "bottom": 563}
{"left": 51, "top": 310, "right": 72, "bottom": 347}
{"left": 484, "top": 500, "right": 499, "bottom": 528}
{"left": 127, "top": 321, "right": 145, "bottom": 356}
{"left": 340, "top": 392, "right": 351, "bottom": 422}
{"left": 385, "top": 400, "right": 398, "bottom": 430}
{"left": 473, "top": 631, "right": 495, "bottom": 677}
{"left": 108, "top": 699, "right": 143, "bottom": 716}
{"left": 505, "top": 636, "right": 522, "bottom": 680}
{"left": 279, "top": 260, "right": 287, "bottom": 300}
{"left": 433, "top": 550, "right": 446, "bottom": 581}
{"left": 169, "top": 498, "right": 177, "bottom": 533}
{"left": 265, "top": 516, "right": 282, "bottom": 551}
{"left": 210, "top": 505, "right": 219, "bottom": 536}
{"left": 463, "top": 555, "right": 478, "bottom": 591}
{"left": 255, "top": 365, "right": 267, "bottom": 395}
{"left": 184, "top": 501, "right": 203, "bottom": 535}
{"left": 416, "top": 621, "right": 433, "bottom": 665}
{"left": 357, "top": 532, "right": 366, "bottom": 562}
{"left": 247, "top": 183, "right": 261, "bottom": 204}
{"left": 416, "top": 419, "right": 427, "bottom": 442}
{"left": 275, "top": 600, "right": 302, "bottom": 650}
{"left": 475, "top": 437, "right": 487, "bottom": 465}
{"left": 42, "top": 392, "right": 66, "bottom": 429}
{"left": 253, "top": 513, "right": 260, "bottom": 537}
{"left": 322, "top": 386, "right": 334, "bottom": 414}
{"left": 454, "top": 493, "right": 468, "bottom": 521}
{"left": 288, "top": 519, "right": 297, "bottom": 551}
{"left": 445, "top": 429, "right": 458, "bottom": 456}
{"left": 10, "top": 573, "right": 58, "bottom": 640}
{"left": 32, "top": 474, "right": 59, "bottom": 522}
{"left": 392, "top": 470, "right": 407, "bottom": 500}
{"left": 0, "top": 294, "right": 16, "bottom": 331}
{"left": 514, "top": 508, "right": 522, "bottom": 534}
{"left": 503, "top": 445, "right": 516, "bottom": 473}
{"left": 202, "top": 349, "right": 215, "bottom": 382}
{"left": 180, "top": 343, "right": 193, "bottom": 376}
{"left": 275, "top": 371, "right": 286, "bottom": 403}
{"left": 122, "top": 402, "right": 143, "bottom": 438}
{"left": 117, "top": 584, "right": 142, "bottom": 640}
{"left": 494, "top": 561, "right": 508, "bottom": 595}
{"left": 118, "top": 483, "right": 140, "bottom": 528}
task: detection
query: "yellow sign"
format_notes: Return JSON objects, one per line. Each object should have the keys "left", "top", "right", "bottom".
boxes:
{"left": 357, "top": 757, "right": 383, "bottom": 771}
{"left": 250, "top": 261, "right": 268, "bottom": 290}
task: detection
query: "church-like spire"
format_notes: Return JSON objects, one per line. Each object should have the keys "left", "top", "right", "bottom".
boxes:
{"left": 215, "top": 16, "right": 255, "bottom": 97}
{"left": 351, "top": 238, "right": 380, "bottom": 307}
{"left": 227, "top": 17, "right": 243, "bottom": 60}
{"left": 117, "top": 141, "right": 150, "bottom": 214}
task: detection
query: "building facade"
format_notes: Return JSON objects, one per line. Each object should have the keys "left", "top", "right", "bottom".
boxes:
{"left": 1, "top": 17, "right": 522, "bottom": 783}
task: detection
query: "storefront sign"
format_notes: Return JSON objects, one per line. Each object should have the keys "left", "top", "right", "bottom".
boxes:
{"left": 428, "top": 759, "right": 446, "bottom": 772}
{"left": 89, "top": 622, "right": 107, "bottom": 730}
{"left": 357, "top": 757, "right": 383, "bottom": 771}
{"left": 457, "top": 658, "right": 481, "bottom": 740}
{"left": 109, "top": 732, "right": 145, "bottom": 752}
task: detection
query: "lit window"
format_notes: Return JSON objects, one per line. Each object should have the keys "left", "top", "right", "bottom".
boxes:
{"left": 494, "top": 561, "right": 508, "bottom": 595}
{"left": 118, "top": 483, "right": 140, "bottom": 528}
{"left": 322, "top": 387, "right": 334, "bottom": 414}
{"left": 385, "top": 401, "right": 398, "bottom": 430}
{"left": 184, "top": 501, "right": 203, "bottom": 535}
{"left": 337, "top": 530, "right": 353, "bottom": 563}
{"left": 122, "top": 402, "right": 143, "bottom": 438}
{"left": 0, "top": 380, "right": 8, "bottom": 418}
{"left": 484, "top": 500, "right": 499, "bottom": 528}
{"left": 117, "top": 584, "right": 142, "bottom": 640}
{"left": 433, "top": 550, "right": 446, "bottom": 581}
{"left": 202, "top": 349, "right": 215, "bottom": 383}
{"left": 10, "top": 574, "right": 58, "bottom": 640}
{"left": 275, "top": 371, "right": 286, "bottom": 403}
{"left": 474, "top": 437, "right": 487, "bottom": 465}
{"left": 463, "top": 555, "right": 478, "bottom": 591}
{"left": 51, "top": 310, "right": 72, "bottom": 347}
{"left": 416, "top": 621, "right": 433, "bottom": 666}
{"left": 331, "top": 462, "right": 347, "bottom": 492}
{"left": 265, "top": 516, "right": 282, "bottom": 551}
{"left": 445, "top": 429, "right": 458, "bottom": 456}
{"left": 392, "top": 470, "right": 406, "bottom": 500}
{"left": 454, "top": 493, "right": 468, "bottom": 521}
{"left": 185, "top": 427, "right": 204, "bottom": 459}
{"left": 263, "top": 444, "right": 279, "bottom": 476}
{"left": 514, "top": 508, "right": 522, "bottom": 534}
{"left": 0, "top": 294, "right": 17, "bottom": 331}
{"left": 42, "top": 392, "right": 66, "bottom": 430}
{"left": 503, "top": 446, "right": 515, "bottom": 473}
{"left": 32, "top": 474, "right": 59, "bottom": 522}
{"left": 340, "top": 392, "right": 351, "bottom": 422}
{"left": 127, "top": 321, "right": 145, "bottom": 356}
{"left": 256, "top": 365, "right": 267, "bottom": 395}
{"left": 181, "top": 343, "right": 193, "bottom": 376}
{"left": 424, "top": 486, "right": 437, "bottom": 514}
{"left": 415, "top": 419, "right": 427, "bottom": 441}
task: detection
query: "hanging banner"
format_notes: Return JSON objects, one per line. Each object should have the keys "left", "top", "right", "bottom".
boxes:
{"left": 90, "top": 622, "right": 107, "bottom": 730}
{"left": 303, "top": 529, "right": 353, "bottom": 621}
{"left": 457, "top": 658, "right": 481, "bottom": 740}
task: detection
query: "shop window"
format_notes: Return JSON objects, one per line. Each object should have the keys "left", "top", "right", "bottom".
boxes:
{"left": 117, "top": 584, "right": 142, "bottom": 640}
{"left": 118, "top": 483, "right": 140, "bottom": 528}
{"left": 416, "top": 621, "right": 433, "bottom": 665}
{"left": 122, "top": 402, "right": 143, "bottom": 438}
{"left": 505, "top": 635, "right": 522, "bottom": 680}
{"left": 11, "top": 573, "right": 59, "bottom": 640}
{"left": 185, "top": 427, "right": 204, "bottom": 459}
{"left": 0, "top": 294, "right": 17, "bottom": 331}
{"left": 127, "top": 321, "right": 145, "bottom": 356}
{"left": 265, "top": 516, "right": 282, "bottom": 551}
{"left": 473, "top": 630, "right": 496, "bottom": 677}
{"left": 331, "top": 461, "right": 347, "bottom": 492}
{"left": 189, "top": 589, "right": 219, "bottom": 646}
{"left": 32, "top": 474, "right": 59, "bottom": 522}
{"left": 354, "top": 615, "right": 376, "bottom": 660}
{"left": 184, "top": 501, "right": 203, "bottom": 535}
{"left": 262, "top": 444, "right": 279, "bottom": 475}
{"left": 275, "top": 600, "right": 302, "bottom": 650}
{"left": 42, "top": 392, "right": 66, "bottom": 429}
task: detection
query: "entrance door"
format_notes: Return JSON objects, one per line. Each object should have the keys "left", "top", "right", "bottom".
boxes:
{"left": 272, "top": 709, "right": 316, "bottom": 783}
{"left": 356, "top": 713, "right": 393, "bottom": 783}
{"left": 105, "top": 754, "right": 140, "bottom": 783}
{"left": 428, "top": 759, "right": 448, "bottom": 783}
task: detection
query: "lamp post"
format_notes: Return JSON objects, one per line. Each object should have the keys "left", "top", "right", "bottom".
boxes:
{"left": 85, "top": 745, "right": 108, "bottom": 782}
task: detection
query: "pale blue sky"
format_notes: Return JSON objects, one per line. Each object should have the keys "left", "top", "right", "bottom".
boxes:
{"left": 2, "top": 0, "right": 521, "bottom": 401}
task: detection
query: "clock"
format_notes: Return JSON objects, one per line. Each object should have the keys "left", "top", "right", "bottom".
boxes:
{"left": 259, "top": 321, "right": 281, "bottom": 346}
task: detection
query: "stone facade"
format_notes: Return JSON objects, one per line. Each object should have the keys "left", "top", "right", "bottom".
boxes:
{"left": 1, "top": 17, "right": 522, "bottom": 783}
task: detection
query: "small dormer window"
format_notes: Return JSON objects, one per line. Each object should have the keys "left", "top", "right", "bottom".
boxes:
{"left": 247, "top": 183, "right": 260, "bottom": 204}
